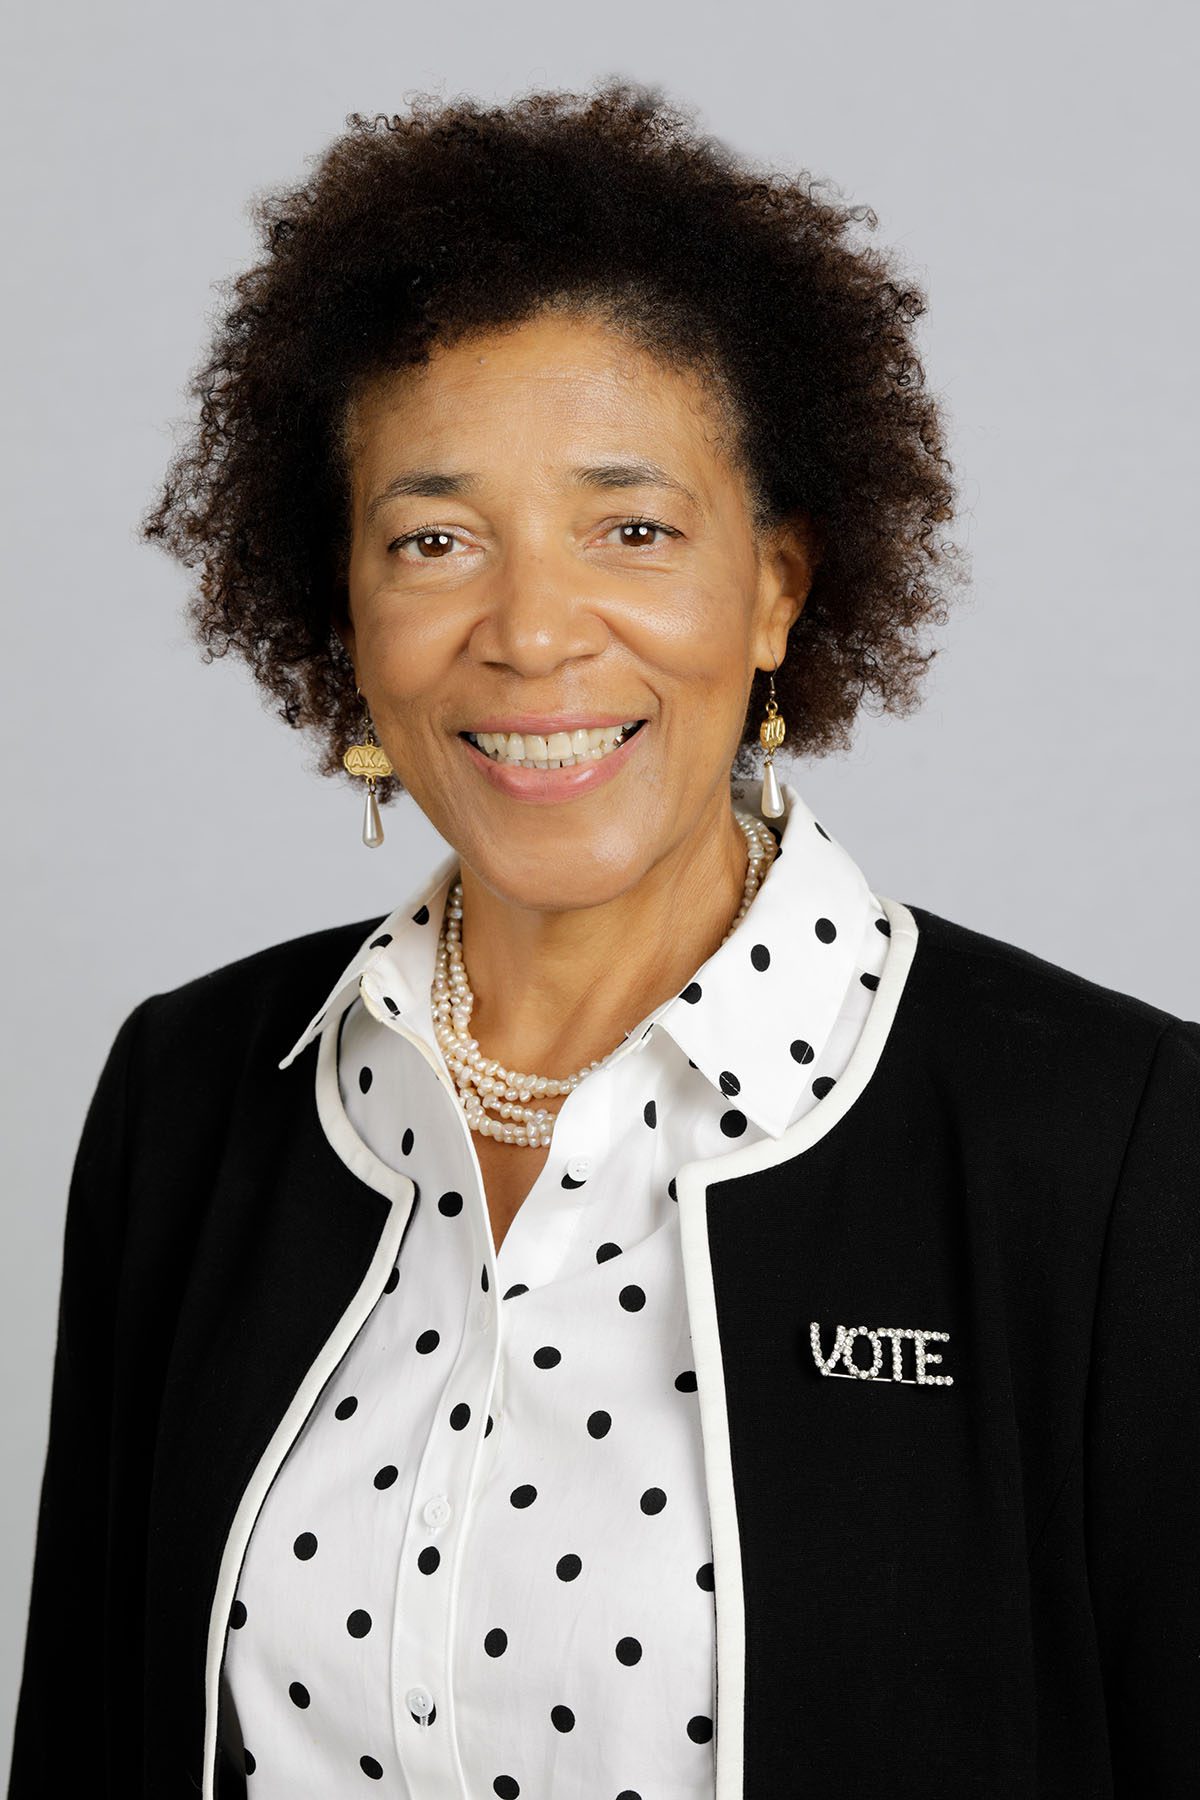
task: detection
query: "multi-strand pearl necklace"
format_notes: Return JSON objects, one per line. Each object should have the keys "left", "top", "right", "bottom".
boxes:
{"left": 430, "top": 807, "right": 779, "bottom": 1148}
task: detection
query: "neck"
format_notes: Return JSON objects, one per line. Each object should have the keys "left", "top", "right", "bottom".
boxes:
{"left": 456, "top": 797, "right": 755, "bottom": 1079}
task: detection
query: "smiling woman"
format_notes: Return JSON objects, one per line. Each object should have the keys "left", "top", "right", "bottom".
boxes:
{"left": 137, "top": 80, "right": 965, "bottom": 801}
{"left": 11, "top": 75, "right": 1200, "bottom": 1800}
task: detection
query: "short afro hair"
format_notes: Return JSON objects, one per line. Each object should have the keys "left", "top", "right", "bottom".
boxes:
{"left": 141, "top": 77, "right": 969, "bottom": 806}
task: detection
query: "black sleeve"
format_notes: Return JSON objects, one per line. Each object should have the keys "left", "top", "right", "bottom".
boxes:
{"left": 7, "top": 999, "right": 149, "bottom": 1798}
{"left": 1084, "top": 1015, "right": 1200, "bottom": 1793}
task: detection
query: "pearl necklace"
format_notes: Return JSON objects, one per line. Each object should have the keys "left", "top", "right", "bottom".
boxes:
{"left": 431, "top": 807, "right": 779, "bottom": 1148}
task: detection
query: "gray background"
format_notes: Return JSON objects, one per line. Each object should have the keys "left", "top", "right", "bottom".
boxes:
{"left": 3, "top": 0, "right": 1196, "bottom": 1760}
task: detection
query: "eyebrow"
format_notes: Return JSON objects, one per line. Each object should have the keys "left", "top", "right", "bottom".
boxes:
{"left": 364, "top": 458, "right": 702, "bottom": 524}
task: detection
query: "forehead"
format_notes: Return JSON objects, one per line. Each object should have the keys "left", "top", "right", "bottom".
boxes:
{"left": 345, "top": 312, "right": 737, "bottom": 490}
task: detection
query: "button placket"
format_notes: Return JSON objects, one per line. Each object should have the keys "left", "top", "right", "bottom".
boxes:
{"left": 390, "top": 1169, "right": 500, "bottom": 1790}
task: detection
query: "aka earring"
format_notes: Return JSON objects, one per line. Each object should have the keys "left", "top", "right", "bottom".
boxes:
{"left": 759, "top": 657, "right": 786, "bottom": 819}
{"left": 343, "top": 688, "right": 394, "bottom": 848}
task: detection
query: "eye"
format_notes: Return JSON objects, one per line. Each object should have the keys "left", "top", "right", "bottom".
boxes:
{"left": 604, "top": 514, "right": 679, "bottom": 549}
{"left": 386, "top": 526, "right": 465, "bottom": 560}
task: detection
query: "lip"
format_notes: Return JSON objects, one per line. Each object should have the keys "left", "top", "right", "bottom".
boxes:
{"left": 462, "top": 713, "right": 645, "bottom": 734}
{"left": 459, "top": 720, "right": 650, "bottom": 804}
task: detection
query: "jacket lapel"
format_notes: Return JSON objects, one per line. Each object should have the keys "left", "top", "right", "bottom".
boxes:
{"left": 142, "top": 1018, "right": 410, "bottom": 1799}
{"left": 674, "top": 892, "right": 920, "bottom": 1798}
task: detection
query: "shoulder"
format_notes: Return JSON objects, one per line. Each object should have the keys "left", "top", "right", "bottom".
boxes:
{"left": 899, "top": 898, "right": 1198, "bottom": 1112}
{"left": 129, "top": 912, "right": 388, "bottom": 1081}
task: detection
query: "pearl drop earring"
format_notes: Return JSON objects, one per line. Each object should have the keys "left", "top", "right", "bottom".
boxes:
{"left": 760, "top": 657, "right": 787, "bottom": 819}
{"left": 343, "top": 688, "right": 394, "bottom": 848}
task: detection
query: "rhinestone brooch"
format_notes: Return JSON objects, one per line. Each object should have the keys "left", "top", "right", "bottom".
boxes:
{"left": 809, "top": 1321, "right": 955, "bottom": 1386}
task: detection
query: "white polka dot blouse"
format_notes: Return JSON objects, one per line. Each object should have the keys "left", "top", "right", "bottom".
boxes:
{"left": 224, "top": 776, "right": 893, "bottom": 1797}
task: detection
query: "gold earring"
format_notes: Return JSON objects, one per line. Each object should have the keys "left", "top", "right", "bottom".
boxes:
{"left": 759, "top": 658, "right": 786, "bottom": 819}
{"left": 343, "top": 688, "right": 394, "bottom": 848}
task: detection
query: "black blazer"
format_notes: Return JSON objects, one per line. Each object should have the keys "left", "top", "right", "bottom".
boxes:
{"left": 8, "top": 896, "right": 1200, "bottom": 1798}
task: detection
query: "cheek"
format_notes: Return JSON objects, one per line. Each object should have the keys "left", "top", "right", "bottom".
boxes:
{"left": 631, "top": 581, "right": 749, "bottom": 687}
{"left": 363, "top": 614, "right": 456, "bottom": 715}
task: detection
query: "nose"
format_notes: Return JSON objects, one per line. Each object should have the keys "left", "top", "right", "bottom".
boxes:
{"left": 469, "top": 541, "right": 608, "bottom": 675}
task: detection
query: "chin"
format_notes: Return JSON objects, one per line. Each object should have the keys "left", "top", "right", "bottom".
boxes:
{"left": 465, "top": 842, "right": 650, "bottom": 913}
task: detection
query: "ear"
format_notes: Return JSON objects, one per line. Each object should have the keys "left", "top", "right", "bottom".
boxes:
{"left": 756, "top": 512, "right": 821, "bottom": 664}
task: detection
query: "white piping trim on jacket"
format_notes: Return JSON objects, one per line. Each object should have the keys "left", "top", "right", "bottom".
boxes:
{"left": 201, "top": 1006, "right": 417, "bottom": 1799}
{"left": 673, "top": 894, "right": 919, "bottom": 1799}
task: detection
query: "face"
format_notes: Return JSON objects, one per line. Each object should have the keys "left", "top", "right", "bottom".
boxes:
{"left": 337, "top": 310, "right": 813, "bottom": 912}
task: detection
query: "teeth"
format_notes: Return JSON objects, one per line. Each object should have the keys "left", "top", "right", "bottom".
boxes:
{"left": 468, "top": 721, "right": 641, "bottom": 768}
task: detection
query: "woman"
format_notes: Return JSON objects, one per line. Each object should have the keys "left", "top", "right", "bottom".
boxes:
{"left": 9, "top": 80, "right": 1198, "bottom": 1800}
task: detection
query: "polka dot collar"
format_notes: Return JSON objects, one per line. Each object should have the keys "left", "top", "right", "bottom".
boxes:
{"left": 278, "top": 777, "right": 881, "bottom": 1138}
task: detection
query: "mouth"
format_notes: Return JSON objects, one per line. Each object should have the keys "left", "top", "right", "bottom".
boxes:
{"left": 456, "top": 717, "right": 651, "bottom": 804}
{"left": 458, "top": 719, "right": 647, "bottom": 769}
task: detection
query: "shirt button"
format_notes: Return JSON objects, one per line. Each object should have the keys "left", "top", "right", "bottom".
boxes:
{"left": 423, "top": 1495, "right": 451, "bottom": 1529}
{"left": 476, "top": 1299, "right": 492, "bottom": 1331}
{"left": 406, "top": 1685, "right": 434, "bottom": 1719}
{"left": 565, "top": 1155, "right": 592, "bottom": 1181}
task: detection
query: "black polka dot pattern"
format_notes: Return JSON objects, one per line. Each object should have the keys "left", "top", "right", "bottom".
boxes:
{"left": 241, "top": 789, "right": 894, "bottom": 1793}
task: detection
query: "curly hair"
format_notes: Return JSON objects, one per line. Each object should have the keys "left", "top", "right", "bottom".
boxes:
{"left": 141, "top": 77, "right": 969, "bottom": 806}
